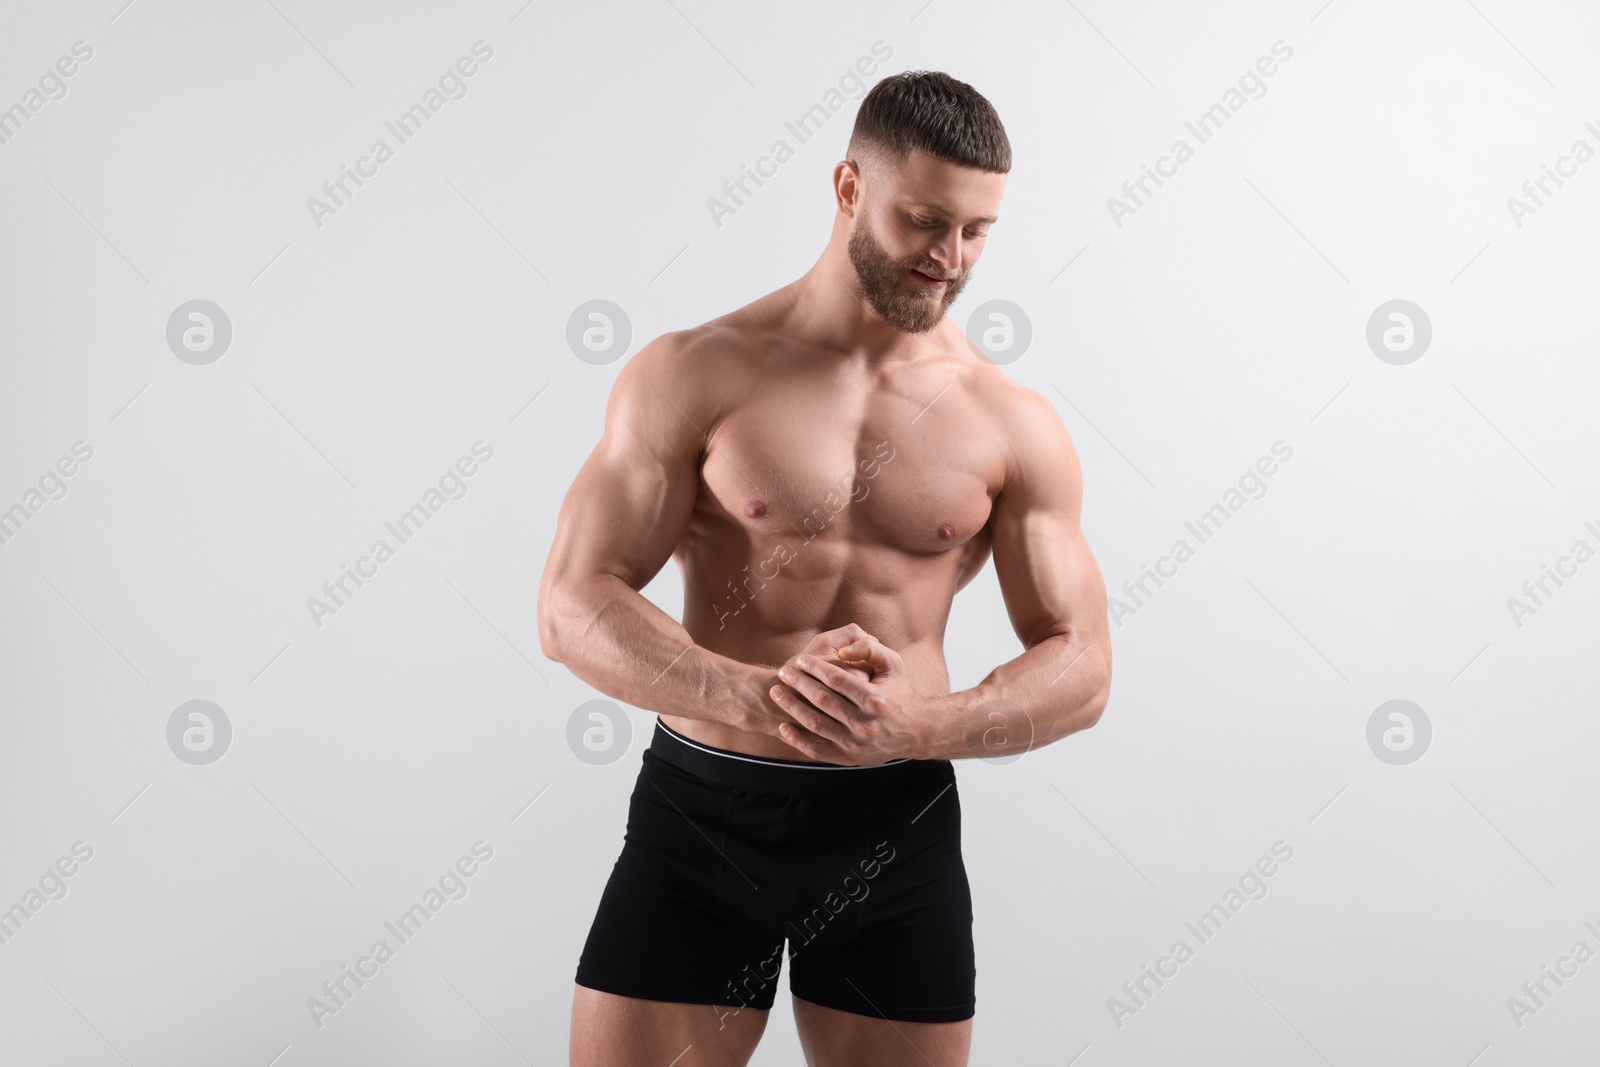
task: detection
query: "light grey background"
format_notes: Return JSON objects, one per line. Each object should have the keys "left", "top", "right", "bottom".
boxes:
{"left": 2, "top": 0, "right": 1596, "bottom": 1063}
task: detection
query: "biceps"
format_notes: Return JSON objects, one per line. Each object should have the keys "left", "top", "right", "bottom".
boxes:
{"left": 548, "top": 431, "right": 701, "bottom": 592}
{"left": 990, "top": 508, "right": 1107, "bottom": 648}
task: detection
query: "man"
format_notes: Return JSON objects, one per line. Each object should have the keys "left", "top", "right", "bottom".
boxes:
{"left": 539, "top": 70, "right": 1111, "bottom": 1067}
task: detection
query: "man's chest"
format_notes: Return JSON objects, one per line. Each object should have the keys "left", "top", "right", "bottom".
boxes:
{"left": 697, "top": 384, "right": 1001, "bottom": 554}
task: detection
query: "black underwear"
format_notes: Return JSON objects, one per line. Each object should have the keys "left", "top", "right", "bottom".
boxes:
{"left": 574, "top": 718, "right": 976, "bottom": 1024}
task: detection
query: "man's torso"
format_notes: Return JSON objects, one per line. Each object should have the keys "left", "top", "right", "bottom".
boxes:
{"left": 660, "top": 288, "right": 1028, "bottom": 759}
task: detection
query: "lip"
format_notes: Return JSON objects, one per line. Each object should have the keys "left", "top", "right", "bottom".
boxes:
{"left": 909, "top": 268, "right": 948, "bottom": 289}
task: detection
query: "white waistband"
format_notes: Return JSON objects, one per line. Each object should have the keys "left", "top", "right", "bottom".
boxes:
{"left": 655, "top": 717, "right": 911, "bottom": 770}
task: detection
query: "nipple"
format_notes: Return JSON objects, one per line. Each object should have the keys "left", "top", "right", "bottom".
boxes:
{"left": 744, "top": 500, "right": 768, "bottom": 519}
{"left": 937, "top": 522, "right": 955, "bottom": 541}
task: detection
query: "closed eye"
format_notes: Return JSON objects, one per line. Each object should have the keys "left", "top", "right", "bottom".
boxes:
{"left": 913, "top": 214, "right": 988, "bottom": 239}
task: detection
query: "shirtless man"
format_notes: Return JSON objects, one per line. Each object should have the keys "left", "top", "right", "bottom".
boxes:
{"left": 539, "top": 70, "right": 1112, "bottom": 1067}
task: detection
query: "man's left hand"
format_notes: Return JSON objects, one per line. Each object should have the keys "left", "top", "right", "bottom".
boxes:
{"left": 768, "top": 623, "right": 932, "bottom": 764}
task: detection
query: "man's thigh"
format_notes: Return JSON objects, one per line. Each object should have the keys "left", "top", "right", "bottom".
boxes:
{"left": 570, "top": 985, "right": 769, "bottom": 1067}
{"left": 792, "top": 995, "right": 971, "bottom": 1067}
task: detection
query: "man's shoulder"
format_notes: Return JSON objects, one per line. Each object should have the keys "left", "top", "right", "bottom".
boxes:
{"left": 625, "top": 313, "right": 775, "bottom": 382}
{"left": 949, "top": 336, "right": 1063, "bottom": 437}
{"left": 609, "top": 315, "right": 777, "bottom": 439}
{"left": 942, "top": 338, "right": 1076, "bottom": 490}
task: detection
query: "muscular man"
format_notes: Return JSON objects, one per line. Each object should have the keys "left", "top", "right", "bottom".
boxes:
{"left": 539, "top": 70, "right": 1111, "bottom": 1067}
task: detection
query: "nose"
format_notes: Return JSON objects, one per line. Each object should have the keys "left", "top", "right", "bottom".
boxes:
{"left": 925, "top": 232, "right": 961, "bottom": 277}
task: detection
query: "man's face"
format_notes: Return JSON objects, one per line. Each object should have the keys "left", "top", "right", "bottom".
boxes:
{"left": 846, "top": 149, "right": 1005, "bottom": 334}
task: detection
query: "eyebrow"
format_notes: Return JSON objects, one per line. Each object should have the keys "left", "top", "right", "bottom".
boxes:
{"left": 904, "top": 198, "right": 999, "bottom": 225}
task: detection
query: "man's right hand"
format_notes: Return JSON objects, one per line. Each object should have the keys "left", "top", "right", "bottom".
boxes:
{"left": 739, "top": 627, "right": 870, "bottom": 742}
{"left": 735, "top": 628, "right": 875, "bottom": 741}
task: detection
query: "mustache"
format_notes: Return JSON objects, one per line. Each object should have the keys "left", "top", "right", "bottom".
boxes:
{"left": 907, "top": 263, "right": 958, "bottom": 281}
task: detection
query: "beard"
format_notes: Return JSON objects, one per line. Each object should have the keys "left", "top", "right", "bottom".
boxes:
{"left": 847, "top": 217, "right": 970, "bottom": 334}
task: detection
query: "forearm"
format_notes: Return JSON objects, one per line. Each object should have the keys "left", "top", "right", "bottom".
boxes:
{"left": 919, "top": 631, "right": 1111, "bottom": 761}
{"left": 541, "top": 574, "right": 766, "bottom": 729}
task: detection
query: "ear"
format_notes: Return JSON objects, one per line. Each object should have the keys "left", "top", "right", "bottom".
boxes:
{"left": 834, "top": 159, "right": 862, "bottom": 218}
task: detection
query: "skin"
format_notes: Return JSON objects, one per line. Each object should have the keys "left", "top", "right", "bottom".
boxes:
{"left": 542, "top": 145, "right": 1112, "bottom": 1067}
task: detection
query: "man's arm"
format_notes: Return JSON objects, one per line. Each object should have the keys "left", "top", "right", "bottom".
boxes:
{"left": 928, "top": 385, "right": 1112, "bottom": 758}
{"left": 770, "top": 386, "right": 1112, "bottom": 763}
{"left": 537, "top": 332, "right": 774, "bottom": 731}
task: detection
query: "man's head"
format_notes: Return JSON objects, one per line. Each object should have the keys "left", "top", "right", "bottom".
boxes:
{"left": 839, "top": 71, "right": 1010, "bottom": 334}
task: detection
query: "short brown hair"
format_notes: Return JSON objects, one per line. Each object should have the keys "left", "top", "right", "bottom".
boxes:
{"left": 847, "top": 70, "right": 1011, "bottom": 174}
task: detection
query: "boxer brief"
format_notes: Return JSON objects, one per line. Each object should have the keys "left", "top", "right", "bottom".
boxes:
{"left": 574, "top": 717, "right": 976, "bottom": 1023}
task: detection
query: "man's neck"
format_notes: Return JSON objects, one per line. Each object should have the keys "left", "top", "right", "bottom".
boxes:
{"left": 782, "top": 248, "right": 943, "bottom": 364}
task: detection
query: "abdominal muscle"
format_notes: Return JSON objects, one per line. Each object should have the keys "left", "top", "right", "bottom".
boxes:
{"left": 659, "top": 547, "right": 967, "bottom": 762}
